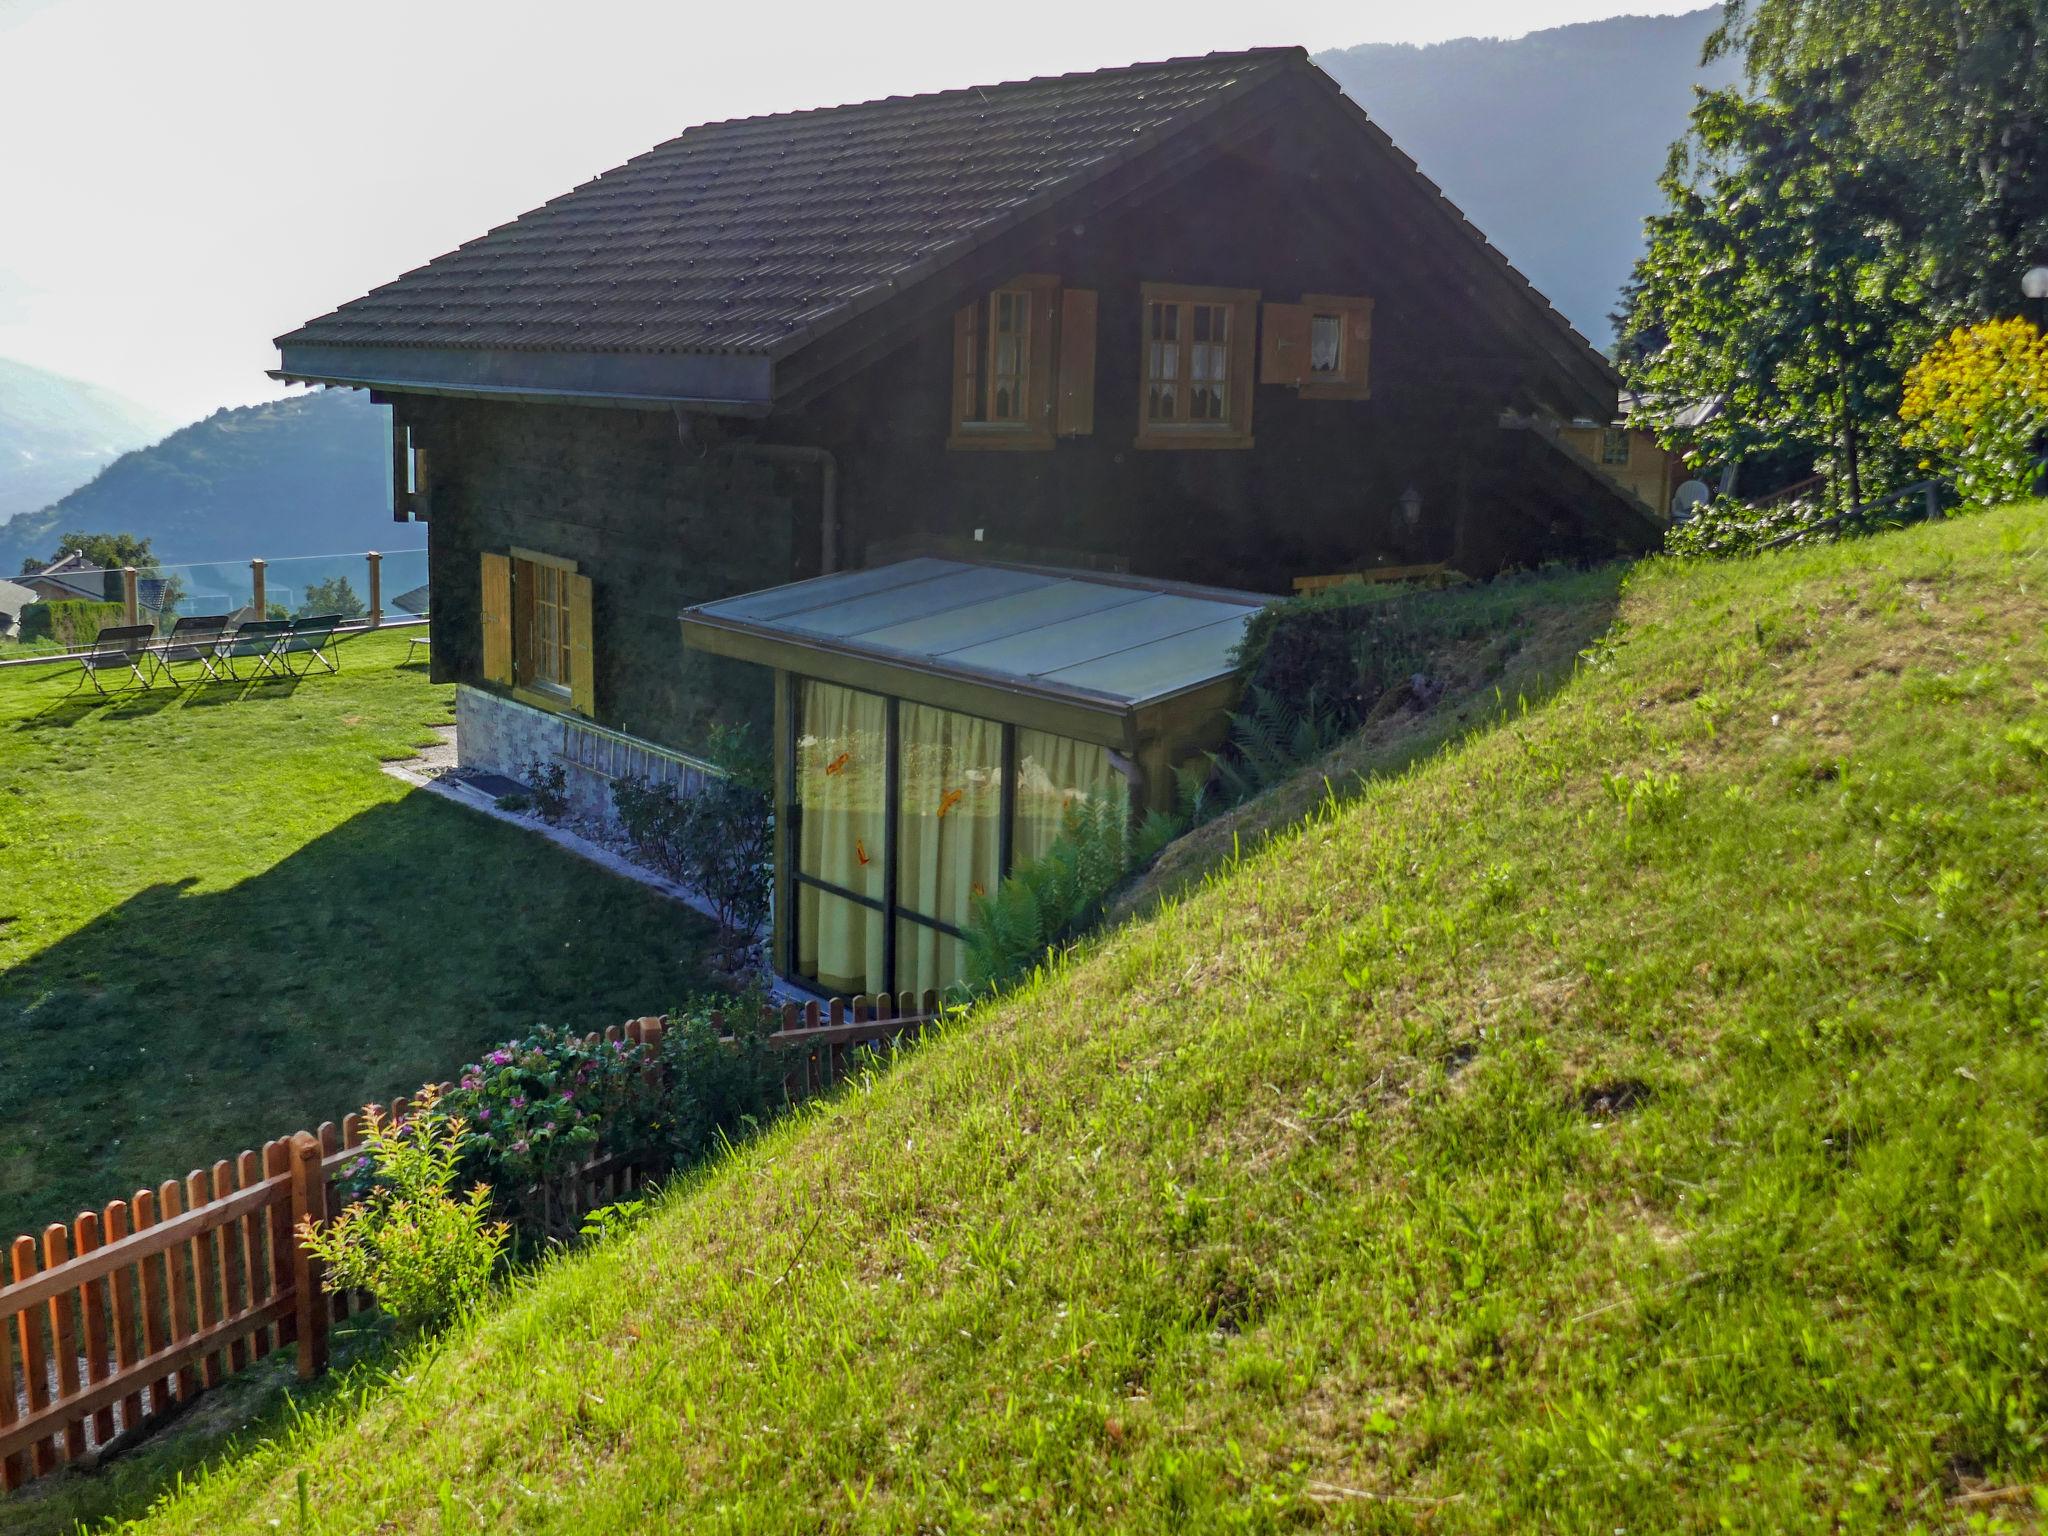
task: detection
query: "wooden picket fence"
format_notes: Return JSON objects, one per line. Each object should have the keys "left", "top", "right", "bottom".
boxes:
{"left": 0, "top": 993, "right": 937, "bottom": 1490}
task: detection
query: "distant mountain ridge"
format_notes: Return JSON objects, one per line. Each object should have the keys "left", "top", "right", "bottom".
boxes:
{"left": 1315, "top": 8, "right": 1737, "bottom": 348}
{"left": 0, "top": 356, "right": 169, "bottom": 519}
{"left": 0, "top": 389, "right": 394, "bottom": 573}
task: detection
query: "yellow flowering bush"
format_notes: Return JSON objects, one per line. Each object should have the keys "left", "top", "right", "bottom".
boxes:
{"left": 1900, "top": 317, "right": 2048, "bottom": 509}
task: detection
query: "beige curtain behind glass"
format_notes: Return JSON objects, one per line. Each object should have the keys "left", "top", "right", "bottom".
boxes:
{"left": 796, "top": 681, "right": 886, "bottom": 995}
{"left": 1014, "top": 728, "right": 1126, "bottom": 866}
{"left": 896, "top": 702, "right": 1003, "bottom": 992}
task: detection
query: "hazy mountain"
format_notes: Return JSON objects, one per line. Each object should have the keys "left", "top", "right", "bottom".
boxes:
{"left": 1316, "top": 8, "right": 1739, "bottom": 348}
{"left": 0, "top": 356, "right": 169, "bottom": 519}
{"left": 0, "top": 388, "right": 394, "bottom": 573}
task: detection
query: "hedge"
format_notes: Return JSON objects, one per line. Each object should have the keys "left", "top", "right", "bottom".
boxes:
{"left": 18, "top": 599, "right": 125, "bottom": 648}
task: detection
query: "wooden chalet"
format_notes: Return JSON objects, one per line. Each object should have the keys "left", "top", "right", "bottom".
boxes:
{"left": 273, "top": 46, "right": 1661, "bottom": 998}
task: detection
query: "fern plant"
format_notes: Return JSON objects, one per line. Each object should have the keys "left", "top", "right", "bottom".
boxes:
{"left": 1201, "top": 686, "right": 1348, "bottom": 809}
{"left": 962, "top": 795, "right": 1135, "bottom": 994}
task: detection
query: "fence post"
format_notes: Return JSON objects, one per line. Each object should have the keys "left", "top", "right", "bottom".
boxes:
{"left": 121, "top": 567, "right": 138, "bottom": 627}
{"left": 287, "top": 1133, "right": 328, "bottom": 1381}
{"left": 1923, "top": 483, "right": 1939, "bottom": 523}
{"left": 250, "top": 559, "right": 266, "bottom": 619}
{"left": 366, "top": 551, "right": 382, "bottom": 629}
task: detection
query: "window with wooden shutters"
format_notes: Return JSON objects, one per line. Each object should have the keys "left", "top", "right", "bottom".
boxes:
{"left": 1260, "top": 294, "right": 1373, "bottom": 399}
{"left": 949, "top": 274, "right": 1079, "bottom": 450}
{"left": 497, "top": 548, "right": 592, "bottom": 713}
{"left": 1136, "top": 283, "right": 1258, "bottom": 449}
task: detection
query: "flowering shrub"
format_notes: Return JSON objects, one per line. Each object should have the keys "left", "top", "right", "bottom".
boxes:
{"left": 296, "top": 1085, "right": 509, "bottom": 1332}
{"left": 435, "top": 1027, "right": 664, "bottom": 1234}
{"left": 1901, "top": 318, "right": 2048, "bottom": 510}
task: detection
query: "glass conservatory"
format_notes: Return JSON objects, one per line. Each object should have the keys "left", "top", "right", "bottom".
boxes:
{"left": 681, "top": 558, "right": 1267, "bottom": 999}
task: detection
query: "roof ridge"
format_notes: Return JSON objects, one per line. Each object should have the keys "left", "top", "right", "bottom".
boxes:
{"left": 668, "top": 47, "right": 1306, "bottom": 137}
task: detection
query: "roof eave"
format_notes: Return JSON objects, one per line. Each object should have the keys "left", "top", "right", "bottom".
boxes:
{"left": 271, "top": 342, "right": 775, "bottom": 414}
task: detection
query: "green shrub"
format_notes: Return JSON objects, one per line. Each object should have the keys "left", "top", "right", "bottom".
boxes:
{"left": 613, "top": 734, "right": 772, "bottom": 971}
{"left": 1232, "top": 587, "right": 1432, "bottom": 723}
{"left": 660, "top": 988, "right": 785, "bottom": 1162}
{"left": 18, "top": 599, "right": 123, "bottom": 648}
{"left": 295, "top": 1085, "right": 509, "bottom": 1332}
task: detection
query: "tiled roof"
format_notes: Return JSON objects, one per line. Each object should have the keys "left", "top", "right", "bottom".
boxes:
{"left": 278, "top": 50, "right": 1298, "bottom": 361}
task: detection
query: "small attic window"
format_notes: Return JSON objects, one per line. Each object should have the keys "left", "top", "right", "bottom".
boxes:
{"left": 1309, "top": 313, "right": 1345, "bottom": 376}
{"left": 1601, "top": 427, "right": 1631, "bottom": 465}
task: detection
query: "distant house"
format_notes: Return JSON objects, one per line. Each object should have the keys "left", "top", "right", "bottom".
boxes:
{"left": 17, "top": 550, "right": 168, "bottom": 622}
{"left": 0, "top": 578, "right": 36, "bottom": 636}
{"left": 273, "top": 47, "right": 1661, "bottom": 998}
{"left": 1558, "top": 396, "right": 1685, "bottom": 518}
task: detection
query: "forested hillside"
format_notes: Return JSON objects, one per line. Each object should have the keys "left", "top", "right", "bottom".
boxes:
{"left": 0, "top": 388, "right": 391, "bottom": 570}
{"left": 1317, "top": 8, "right": 1735, "bottom": 346}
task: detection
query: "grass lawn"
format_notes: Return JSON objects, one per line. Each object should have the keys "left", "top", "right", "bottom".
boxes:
{"left": 0, "top": 629, "right": 720, "bottom": 1245}
{"left": 41, "top": 507, "right": 2048, "bottom": 1532}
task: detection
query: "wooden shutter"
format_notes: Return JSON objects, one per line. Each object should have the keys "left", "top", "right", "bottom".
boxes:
{"left": 1029, "top": 282, "right": 1060, "bottom": 436}
{"left": 480, "top": 551, "right": 511, "bottom": 685}
{"left": 951, "top": 304, "right": 976, "bottom": 427}
{"left": 1056, "top": 288, "right": 1097, "bottom": 436}
{"left": 1349, "top": 298, "right": 1374, "bottom": 397}
{"left": 1229, "top": 293, "right": 1260, "bottom": 438}
{"left": 567, "top": 572, "right": 595, "bottom": 716}
{"left": 1259, "top": 302, "right": 1313, "bottom": 385}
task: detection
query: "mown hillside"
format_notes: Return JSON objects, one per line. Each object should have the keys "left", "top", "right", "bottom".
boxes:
{"left": 114, "top": 506, "right": 2048, "bottom": 1532}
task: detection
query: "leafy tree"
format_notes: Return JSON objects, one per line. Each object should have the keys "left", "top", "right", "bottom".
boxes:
{"left": 1900, "top": 317, "right": 2048, "bottom": 508}
{"left": 297, "top": 575, "right": 366, "bottom": 619}
{"left": 1621, "top": 63, "right": 1926, "bottom": 511}
{"left": 1625, "top": 1, "right": 2048, "bottom": 519}
{"left": 1709, "top": 0, "right": 2048, "bottom": 317}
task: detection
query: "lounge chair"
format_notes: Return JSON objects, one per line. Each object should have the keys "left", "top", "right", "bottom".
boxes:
{"left": 272, "top": 613, "right": 342, "bottom": 677}
{"left": 211, "top": 618, "right": 293, "bottom": 681}
{"left": 142, "top": 613, "right": 232, "bottom": 687}
{"left": 68, "top": 624, "right": 158, "bottom": 697}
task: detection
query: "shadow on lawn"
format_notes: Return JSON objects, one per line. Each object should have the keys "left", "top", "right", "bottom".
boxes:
{"left": 0, "top": 791, "right": 718, "bottom": 1248}
{"left": 0, "top": 782, "right": 719, "bottom": 1533}
{"left": 12, "top": 671, "right": 310, "bottom": 730}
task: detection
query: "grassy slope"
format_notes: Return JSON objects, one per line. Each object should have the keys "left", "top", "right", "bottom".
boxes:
{"left": 0, "top": 632, "right": 718, "bottom": 1243}
{"left": 120, "top": 508, "right": 2048, "bottom": 1533}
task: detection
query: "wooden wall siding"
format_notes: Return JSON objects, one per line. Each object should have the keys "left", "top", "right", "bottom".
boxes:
{"left": 409, "top": 396, "right": 803, "bottom": 751}
{"left": 0, "top": 998, "right": 937, "bottom": 1491}
{"left": 775, "top": 142, "right": 1611, "bottom": 596}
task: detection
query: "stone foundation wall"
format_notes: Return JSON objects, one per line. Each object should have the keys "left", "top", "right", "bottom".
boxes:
{"left": 456, "top": 685, "right": 715, "bottom": 825}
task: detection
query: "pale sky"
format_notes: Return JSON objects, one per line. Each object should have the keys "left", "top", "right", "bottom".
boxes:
{"left": 0, "top": 0, "right": 1700, "bottom": 425}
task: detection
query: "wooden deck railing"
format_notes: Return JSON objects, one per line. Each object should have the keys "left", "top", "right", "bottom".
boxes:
{"left": 0, "top": 994, "right": 937, "bottom": 1490}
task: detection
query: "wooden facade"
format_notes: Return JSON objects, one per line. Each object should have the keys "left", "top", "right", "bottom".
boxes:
{"left": 392, "top": 101, "right": 1657, "bottom": 754}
